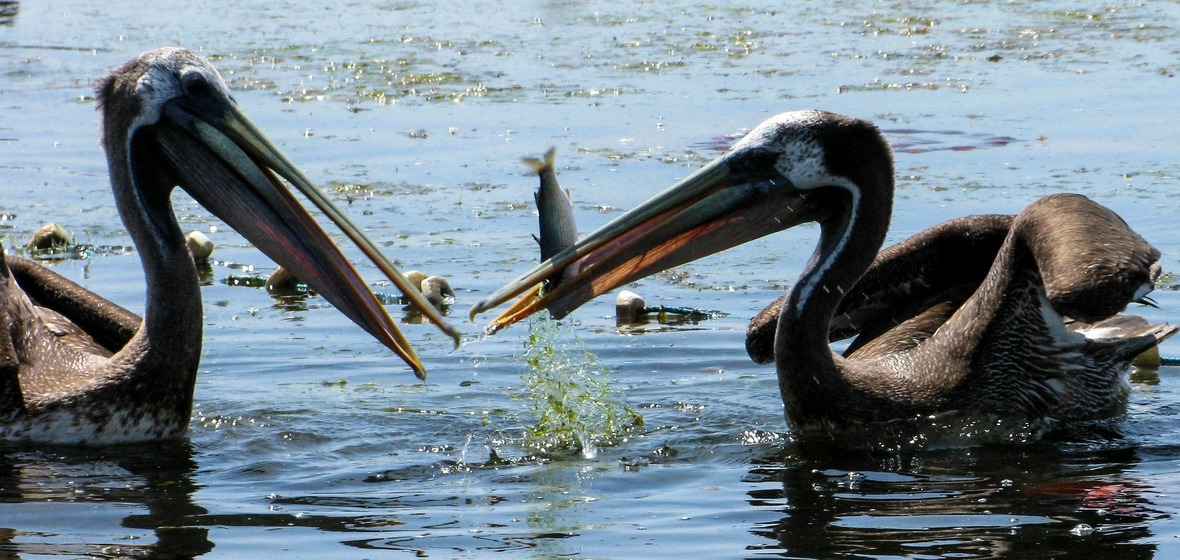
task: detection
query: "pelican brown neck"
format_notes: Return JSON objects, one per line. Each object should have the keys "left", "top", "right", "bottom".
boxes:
{"left": 776, "top": 113, "right": 895, "bottom": 345}
{"left": 779, "top": 185, "right": 889, "bottom": 341}
{"left": 105, "top": 127, "right": 203, "bottom": 388}
{"left": 774, "top": 135, "right": 894, "bottom": 418}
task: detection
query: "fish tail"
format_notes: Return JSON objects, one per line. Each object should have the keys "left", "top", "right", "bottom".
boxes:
{"left": 523, "top": 146, "right": 557, "bottom": 174}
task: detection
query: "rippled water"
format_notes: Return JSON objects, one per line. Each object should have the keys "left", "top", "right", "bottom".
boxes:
{"left": 2, "top": 0, "right": 1179, "bottom": 557}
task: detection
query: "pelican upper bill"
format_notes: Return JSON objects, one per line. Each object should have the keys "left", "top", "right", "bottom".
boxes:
{"left": 472, "top": 110, "right": 1176, "bottom": 430}
{"left": 0, "top": 48, "right": 458, "bottom": 445}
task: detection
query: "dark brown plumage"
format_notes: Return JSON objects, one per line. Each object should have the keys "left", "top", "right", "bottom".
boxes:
{"left": 1, "top": 48, "right": 457, "bottom": 444}
{"left": 745, "top": 214, "right": 1014, "bottom": 364}
{"left": 472, "top": 110, "right": 1175, "bottom": 432}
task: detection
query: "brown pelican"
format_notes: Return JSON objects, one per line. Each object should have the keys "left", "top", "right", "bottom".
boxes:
{"left": 471, "top": 110, "right": 1176, "bottom": 431}
{"left": 402, "top": 270, "right": 455, "bottom": 309}
{"left": 27, "top": 224, "right": 72, "bottom": 251}
{"left": 0, "top": 48, "right": 460, "bottom": 444}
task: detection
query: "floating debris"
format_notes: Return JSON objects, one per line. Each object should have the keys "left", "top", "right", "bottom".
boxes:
{"left": 223, "top": 273, "right": 272, "bottom": 289}
{"left": 185, "top": 230, "right": 214, "bottom": 262}
{"left": 27, "top": 223, "right": 71, "bottom": 251}
{"left": 884, "top": 127, "right": 1019, "bottom": 154}
{"left": 614, "top": 289, "right": 725, "bottom": 325}
{"left": 1070, "top": 523, "right": 1095, "bottom": 537}
{"left": 265, "top": 266, "right": 304, "bottom": 295}
{"left": 1132, "top": 344, "right": 1162, "bottom": 369}
{"left": 640, "top": 305, "right": 723, "bottom": 321}
{"left": 615, "top": 290, "right": 646, "bottom": 323}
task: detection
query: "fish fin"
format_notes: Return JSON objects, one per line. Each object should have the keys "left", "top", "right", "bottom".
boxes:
{"left": 523, "top": 146, "right": 557, "bottom": 174}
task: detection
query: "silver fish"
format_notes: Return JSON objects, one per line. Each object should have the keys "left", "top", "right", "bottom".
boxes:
{"left": 525, "top": 147, "right": 578, "bottom": 265}
{"left": 471, "top": 148, "right": 580, "bottom": 330}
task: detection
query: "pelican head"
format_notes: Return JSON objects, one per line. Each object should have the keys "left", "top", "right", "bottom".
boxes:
{"left": 100, "top": 48, "right": 459, "bottom": 377}
{"left": 471, "top": 110, "right": 1177, "bottom": 433}
{"left": 471, "top": 110, "right": 893, "bottom": 331}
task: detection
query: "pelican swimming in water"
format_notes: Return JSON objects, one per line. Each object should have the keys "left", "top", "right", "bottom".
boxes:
{"left": 471, "top": 110, "right": 1175, "bottom": 431}
{"left": 0, "top": 48, "right": 460, "bottom": 445}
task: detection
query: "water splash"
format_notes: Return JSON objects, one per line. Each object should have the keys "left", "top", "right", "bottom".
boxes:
{"left": 519, "top": 313, "right": 642, "bottom": 456}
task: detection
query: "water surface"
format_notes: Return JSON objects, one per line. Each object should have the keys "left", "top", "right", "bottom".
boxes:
{"left": 2, "top": 1, "right": 1179, "bottom": 558}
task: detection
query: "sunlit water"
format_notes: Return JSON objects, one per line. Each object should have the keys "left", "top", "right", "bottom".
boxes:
{"left": 2, "top": 0, "right": 1179, "bottom": 557}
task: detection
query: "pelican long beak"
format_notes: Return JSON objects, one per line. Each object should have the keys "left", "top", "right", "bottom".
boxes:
{"left": 470, "top": 154, "right": 818, "bottom": 333}
{"left": 151, "top": 97, "right": 460, "bottom": 379}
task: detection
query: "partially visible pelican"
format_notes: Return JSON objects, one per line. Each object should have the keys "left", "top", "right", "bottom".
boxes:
{"left": 0, "top": 48, "right": 459, "bottom": 445}
{"left": 28, "top": 223, "right": 71, "bottom": 251}
{"left": 403, "top": 270, "right": 455, "bottom": 309}
{"left": 472, "top": 110, "right": 1175, "bottom": 431}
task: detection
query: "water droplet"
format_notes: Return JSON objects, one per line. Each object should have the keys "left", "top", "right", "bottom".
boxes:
{"left": 1070, "top": 523, "right": 1095, "bottom": 537}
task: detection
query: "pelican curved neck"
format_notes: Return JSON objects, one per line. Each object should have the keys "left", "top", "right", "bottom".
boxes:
{"left": 781, "top": 188, "right": 882, "bottom": 343}
{"left": 775, "top": 180, "right": 892, "bottom": 411}
{"left": 105, "top": 128, "right": 203, "bottom": 377}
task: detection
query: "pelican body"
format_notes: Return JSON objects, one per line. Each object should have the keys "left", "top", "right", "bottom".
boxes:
{"left": 472, "top": 110, "right": 1175, "bottom": 432}
{"left": 0, "top": 48, "right": 458, "bottom": 445}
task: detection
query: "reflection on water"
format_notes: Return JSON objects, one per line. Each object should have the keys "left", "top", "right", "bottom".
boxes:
{"left": 1, "top": 431, "right": 1172, "bottom": 558}
{"left": 749, "top": 437, "right": 1164, "bottom": 559}
{"left": 0, "top": 2, "right": 16, "bottom": 27}
{"left": 2, "top": 0, "right": 1179, "bottom": 557}
{"left": 0, "top": 443, "right": 212, "bottom": 558}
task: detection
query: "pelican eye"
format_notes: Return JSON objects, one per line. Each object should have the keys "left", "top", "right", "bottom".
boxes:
{"left": 729, "top": 147, "right": 779, "bottom": 179}
{"left": 180, "top": 71, "right": 211, "bottom": 97}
